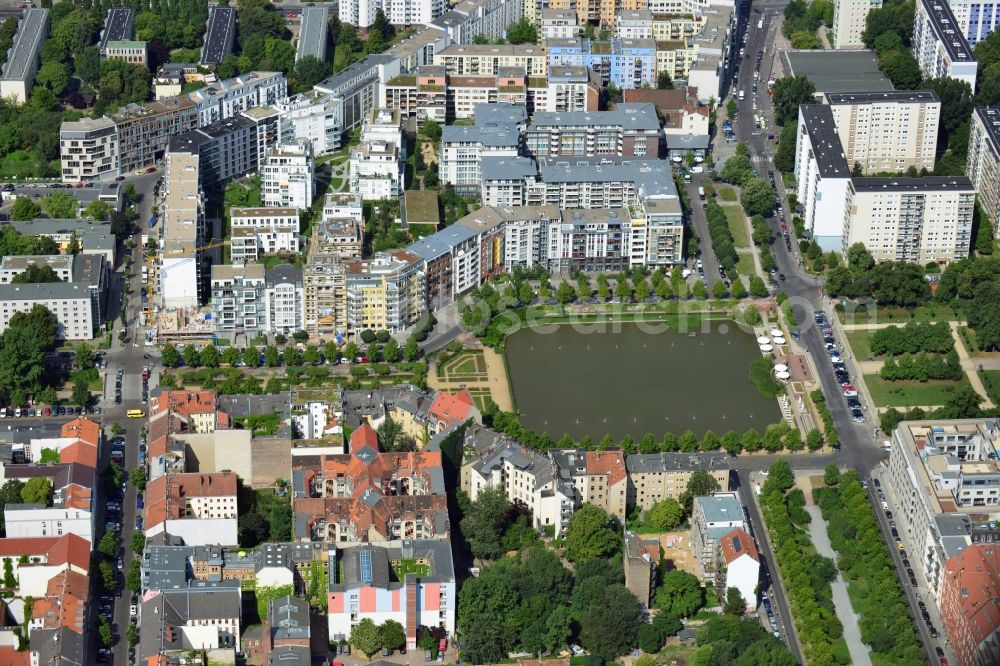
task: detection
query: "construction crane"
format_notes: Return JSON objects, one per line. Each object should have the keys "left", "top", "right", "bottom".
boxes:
{"left": 144, "top": 238, "right": 229, "bottom": 315}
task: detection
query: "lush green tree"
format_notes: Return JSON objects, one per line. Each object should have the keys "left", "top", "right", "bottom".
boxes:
{"left": 579, "top": 584, "right": 642, "bottom": 661}
{"left": 130, "top": 530, "right": 145, "bottom": 555}
{"left": 564, "top": 504, "right": 620, "bottom": 562}
{"left": 200, "top": 344, "right": 220, "bottom": 368}
{"left": 98, "top": 531, "right": 118, "bottom": 558}
{"left": 36, "top": 60, "right": 70, "bottom": 96}
{"left": 740, "top": 176, "right": 775, "bottom": 217}
{"left": 506, "top": 17, "right": 537, "bottom": 44}
{"left": 647, "top": 497, "right": 684, "bottom": 530}
{"left": 879, "top": 49, "right": 923, "bottom": 89}
{"left": 654, "top": 569, "right": 704, "bottom": 618}
{"left": 21, "top": 477, "right": 52, "bottom": 505}
{"left": 657, "top": 70, "right": 673, "bottom": 89}
{"left": 460, "top": 486, "right": 514, "bottom": 560}
{"left": 763, "top": 459, "right": 794, "bottom": 494}
{"left": 556, "top": 281, "right": 576, "bottom": 304}
{"left": 11, "top": 264, "right": 60, "bottom": 284}
{"left": 161, "top": 343, "right": 179, "bottom": 367}
{"left": 749, "top": 276, "right": 769, "bottom": 298}
{"left": 771, "top": 75, "right": 816, "bottom": 125}
{"left": 11, "top": 197, "right": 41, "bottom": 221}
{"left": 680, "top": 470, "right": 720, "bottom": 514}
{"left": 379, "top": 619, "right": 406, "bottom": 651}
{"left": 724, "top": 586, "right": 746, "bottom": 615}
{"left": 294, "top": 55, "right": 329, "bottom": 90}
{"left": 99, "top": 617, "right": 113, "bottom": 646}
{"left": 351, "top": 618, "right": 383, "bottom": 658}
{"left": 99, "top": 560, "right": 116, "bottom": 590}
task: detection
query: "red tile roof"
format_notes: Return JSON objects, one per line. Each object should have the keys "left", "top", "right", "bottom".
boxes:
{"left": 60, "top": 418, "right": 100, "bottom": 447}
{"left": 0, "top": 646, "right": 29, "bottom": 665}
{"left": 428, "top": 389, "right": 476, "bottom": 429}
{"left": 144, "top": 472, "right": 238, "bottom": 529}
{"left": 58, "top": 440, "right": 97, "bottom": 469}
{"left": 720, "top": 528, "right": 759, "bottom": 565}
{"left": 0, "top": 534, "right": 89, "bottom": 571}
{"left": 942, "top": 544, "right": 1000, "bottom": 666}
{"left": 45, "top": 534, "right": 90, "bottom": 571}
{"left": 32, "top": 569, "right": 88, "bottom": 632}
{"left": 350, "top": 422, "right": 379, "bottom": 453}
{"left": 586, "top": 450, "right": 627, "bottom": 487}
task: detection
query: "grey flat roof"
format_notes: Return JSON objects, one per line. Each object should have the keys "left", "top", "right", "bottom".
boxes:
{"left": 826, "top": 90, "right": 939, "bottom": 104}
{"left": 0, "top": 281, "right": 91, "bottom": 301}
{"left": 697, "top": 493, "right": 743, "bottom": 524}
{"left": 626, "top": 452, "right": 729, "bottom": 473}
{"left": 665, "top": 134, "right": 710, "bottom": 150}
{"left": 532, "top": 103, "right": 659, "bottom": 131}
{"left": 976, "top": 107, "right": 1000, "bottom": 156}
{"left": 851, "top": 175, "right": 975, "bottom": 192}
{"left": 784, "top": 49, "right": 894, "bottom": 93}
{"left": 918, "top": 0, "right": 974, "bottom": 63}
{"left": 316, "top": 54, "right": 396, "bottom": 95}
{"left": 101, "top": 7, "right": 133, "bottom": 48}
{"left": 201, "top": 6, "right": 236, "bottom": 66}
{"left": 296, "top": 5, "right": 329, "bottom": 62}
{"left": 407, "top": 221, "right": 479, "bottom": 261}
{"left": 1, "top": 8, "right": 48, "bottom": 83}
{"left": 799, "top": 104, "right": 851, "bottom": 178}
{"left": 481, "top": 155, "right": 538, "bottom": 181}
{"left": 537, "top": 157, "right": 680, "bottom": 198}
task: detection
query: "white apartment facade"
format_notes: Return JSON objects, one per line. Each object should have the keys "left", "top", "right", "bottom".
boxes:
{"left": 967, "top": 107, "right": 1000, "bottom": 234}
{"left": 3, "top": 506, "right": 93, "bottom": 543}
{"left": 832, "top": 0, "right": 882, "bottom": 48}
{"left": 795, "top": 105, "right": 854, "bottom": 251}
{"left": 945, "top": 0, "right": 1000, "bottom": 44}
{"left": 0, "top": 283, "right": 95, "bottom": 340}
{"left": 540, "top": 8, "right": 579, "bottom": 39}
{"left": 616, "top": 10, "right": 654, "bottom": 39}
{"left": 59, "top": 117, "right": 119, "bottom": 183}
{"left": 349, "top": 108, "right": 405, "bottom": 200}
{"left": 262, "top": 140, "right": 315, "bottom": 209}
{"left": 826, "top": 91, "right": 940, "bottom": 174}
{"left": 913, "top": 0, "right": 978, "bottom": 88}
{"left": 265, "top": 264, "right": 305, "bottom": 335}
{"left": 188, "top": 71, "right": 288, "bottom": 127}
{"left": 228, "top": 207, "right": 300, "bottom": 264}
{"left": 843, "top": 177, "right": 975, "bottom": 263}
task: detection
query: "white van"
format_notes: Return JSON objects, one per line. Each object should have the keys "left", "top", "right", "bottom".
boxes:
{"left": 739, "top": 90, "right": 745, "bottom": 101}
{"left": 883, "top": 440, "right": 892, "bottom": 451}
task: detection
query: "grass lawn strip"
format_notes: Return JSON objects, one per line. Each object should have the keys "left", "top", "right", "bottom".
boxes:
{"left": 863, "top": 375, "right": 969, "bottom": 407}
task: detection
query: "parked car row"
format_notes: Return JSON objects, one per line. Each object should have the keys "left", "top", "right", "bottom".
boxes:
{"left": 0, "top": 404, "right": 96, "bottom": 418}
{"left": 760, "top": 590, "right": 780, "bottom": 637}
{"left": 815, "top": 310, "right": 865, "bottom": 423}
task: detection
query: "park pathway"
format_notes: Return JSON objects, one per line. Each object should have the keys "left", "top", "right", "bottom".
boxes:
{"left": 949, "top": 322, "right": 995, "bottom": 409}
{"left": 804, "top": 505, "right": 873, "bottom": 666}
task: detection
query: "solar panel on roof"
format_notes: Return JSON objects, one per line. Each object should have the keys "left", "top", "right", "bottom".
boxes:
{"left": 360, "top": 548, "right": 373, "bottom": 585}
{"left": 731, "top": 536, "right": 742, "bottom": 553}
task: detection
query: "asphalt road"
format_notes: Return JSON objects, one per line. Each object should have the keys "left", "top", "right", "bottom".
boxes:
{"left": 78, "top": 171, "right": 155, "bottom": 666}
{"left": 686, "top": 177, "right": 722, "bottom": 288}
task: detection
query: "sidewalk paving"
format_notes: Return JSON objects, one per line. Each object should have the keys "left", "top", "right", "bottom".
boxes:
{"left": 949, "top": 321, "right": 995, "bottom": 408}
{"left": 804, "top": 505, "right": 873, "bottom": 666}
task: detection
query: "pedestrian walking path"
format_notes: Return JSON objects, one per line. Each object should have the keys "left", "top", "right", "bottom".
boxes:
{"left": 949, "top": 322, "right": 995, "bottom": 408}
{"left": 804, "top": 505, "right": 873, "bottom": 666}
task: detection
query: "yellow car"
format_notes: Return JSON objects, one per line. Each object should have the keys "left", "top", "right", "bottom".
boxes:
{"left": 127, "top": 409, "right": 145, "bottom": 418}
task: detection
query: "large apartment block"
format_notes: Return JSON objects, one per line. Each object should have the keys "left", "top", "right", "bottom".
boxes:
{"left": 59, "top": 72, "right": 285, "bottom": 181}
{"left": 0, "top": 8, "right": 48, "bottom": 103}
{"left": 843, "top": 176, "right": 975, "bottom": 263}
{"left": 462, "top": 425, "right": 627, "bottom": 535}
{"left": 159, "top": 150, "right": 206, "bottom": 309}
{"left": 524, "top": 104, "right": 661, "bottom": 159}
{"left": 262, "top": 140, "right": 315, "bottom": 209}
{"left": 345, "top": 250, "right": 426, "bottom": 333}
{"left": 433, "top": 44, "right": 548, "bottom": 77}
{"left": 831, "top": 0, "right": 882, "bottom": 48}
{"left": 825, "top": 91, "right": 940, "bottom": 174}
{"left": 795, "top": 104, "right": 854, "bottom": 251}
{"left": 546, "top": 37, "right": 657, "bottom": 89}
{"left": 292, "top": 423, "right": 447, "bottom": 542}
{"left": 439, "top": 103, "right": 525, "bottom": 195}
{"left": 229, "top": 207, "right": 300, "bottom": 264}
{"left": 210, "top": 263, "right": 266, "bottom": 336}
{"left": 913, "top": 0, "right": 978, "bottom": 88}
{"left": 885, "top": 419, "right": 1000, "bottom": 602}
{"left": 967, "top": 107, "right": 1000, "bottom": 235}
{"left": 625, "top": 453, "right": 730, "bottom": 512}
{"left": 946, "top": 0, "right": 1000, "bottom": 45}
{"left": 59, "top": 117, "right": 119, "bottom": 183}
